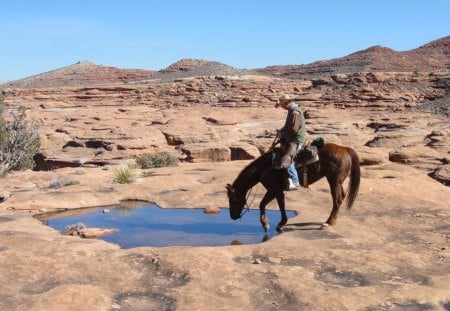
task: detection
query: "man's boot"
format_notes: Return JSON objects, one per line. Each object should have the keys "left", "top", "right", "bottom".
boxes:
{"left": 286, "top": 178, "right": 299, "bottom": 191}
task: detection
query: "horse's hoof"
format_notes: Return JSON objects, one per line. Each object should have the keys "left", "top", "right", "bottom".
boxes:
{"left": 320, "top": 223, "right": 329, "bottom": 230}
{"left": 276, "top": 225, "right": 283, "bottom": 233}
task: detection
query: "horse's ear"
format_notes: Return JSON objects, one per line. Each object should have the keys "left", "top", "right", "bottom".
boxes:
{"left": 226, "top": 184, "right": 233, "bottom": 192}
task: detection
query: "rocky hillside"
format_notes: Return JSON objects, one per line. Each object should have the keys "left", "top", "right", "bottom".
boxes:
{"left": 153, "top": 58, "right": 251, "bottom": 81}
{"left": 255, "top": 36, "right": 450, "bottom": 78}
{"left": 159, "top": 59, "right": 214, "bottom": 73}
{"left": 2, "top": 60, "right": 156, "bottom": 88}
{"left": 2, "top": 59, "right": 251, "bottom": 89}
{"left": 2, "top": 36, "right": 448, "bottom": 89}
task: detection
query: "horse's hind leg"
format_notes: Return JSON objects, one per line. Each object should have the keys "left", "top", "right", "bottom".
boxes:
{"left": 325, "top": 178, "right": 344, "bottom": 226}
{"left": 275, "top": 192, "right": 287, "bottom": 232}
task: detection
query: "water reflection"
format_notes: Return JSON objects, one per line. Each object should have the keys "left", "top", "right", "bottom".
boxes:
{"left": 38, "top": 204, "right": 296, "bottom": 248}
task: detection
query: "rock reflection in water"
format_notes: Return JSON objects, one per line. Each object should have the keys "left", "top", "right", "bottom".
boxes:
{"left": 38, "top": 203, "right": 296, "bottom": 248}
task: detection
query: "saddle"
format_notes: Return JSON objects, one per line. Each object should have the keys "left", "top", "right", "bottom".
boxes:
{"left": 271, "top": 137, "right": 323, "bottom": 188}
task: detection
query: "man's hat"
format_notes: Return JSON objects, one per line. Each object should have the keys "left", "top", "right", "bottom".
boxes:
{"left": 275, "top": 94, "right": 292, "bottom": 108}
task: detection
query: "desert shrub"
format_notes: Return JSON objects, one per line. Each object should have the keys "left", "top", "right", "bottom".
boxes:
{"left": 135, "top": 151, "right": 179, "bottom": 169}
{"left": 126, "top": 161, "right": 140, "bottom": 169}
{"left": 113, "top": 165, "right": 136, "bottom": 184}
{"left": 63, "top": 223, "right": 85, "bottom": 234}
{"left": 0, "top": 94, "right": 41, "bottom": 176}
{"left": 48, "top": 175, "right": 80, "bottom": 189}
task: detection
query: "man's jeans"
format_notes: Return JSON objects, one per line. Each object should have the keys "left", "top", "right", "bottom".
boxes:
{"left": 287, "top": 142, "right": 304, "bottom": 186}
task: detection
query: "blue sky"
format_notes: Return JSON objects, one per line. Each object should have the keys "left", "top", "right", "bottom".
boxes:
{"left": 1, "top": 0, "right": 449, "bottom": 80}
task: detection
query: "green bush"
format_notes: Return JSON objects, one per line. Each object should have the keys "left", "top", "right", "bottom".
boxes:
{"left": 135, "top": 151, "right": 179, "bottom": 169}
{"left": 113, "top": 166, "right": 136, "bottom": 184}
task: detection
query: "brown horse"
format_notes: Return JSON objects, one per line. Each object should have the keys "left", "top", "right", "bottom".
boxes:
{"left": 226, "top": 142, "right": 360, "bottom": 232}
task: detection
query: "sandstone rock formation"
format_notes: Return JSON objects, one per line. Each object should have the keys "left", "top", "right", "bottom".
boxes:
{"left": 0, "top": 36, "right": 449, "bottom": 311}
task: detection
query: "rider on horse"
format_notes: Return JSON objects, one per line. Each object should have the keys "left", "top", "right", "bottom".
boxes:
{"left": 274, "top": 94, "right": 307, "bottom": 191}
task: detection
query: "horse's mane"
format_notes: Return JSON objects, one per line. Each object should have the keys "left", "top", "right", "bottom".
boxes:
{"left": 232, "top": 152, "right": 272, "bottom": 190}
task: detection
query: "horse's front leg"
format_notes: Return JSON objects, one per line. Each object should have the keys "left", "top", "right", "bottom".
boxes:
{"left": 275, "top": 192, "right": 287, "bottom": 232}
{"left": 259, "top": 192, "right": 275, "bottom": 233}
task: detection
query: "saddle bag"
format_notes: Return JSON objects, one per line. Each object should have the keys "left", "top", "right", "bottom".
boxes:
{"left": 295, "top": 144, "right": 320, "bottom": 188}
{"left": 296, "top": 145, "right": 319, "bottom": 166}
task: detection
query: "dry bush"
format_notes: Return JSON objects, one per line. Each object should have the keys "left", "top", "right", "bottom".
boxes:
{"left": 0, "top": 94, "right": 40, "bottom": 176}
{"left": 135, "top": 151, "right": 179, "bottom": 169}
{"left": 48, "top": 175, "right": 80, "bottom": 189}
{"left": 113, "top": 165, "right": 136, "bottom": 184}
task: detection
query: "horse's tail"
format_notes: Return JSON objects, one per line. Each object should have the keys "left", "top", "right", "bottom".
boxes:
{"left": 344, "top": 147, "right": 360, "bottom": 210}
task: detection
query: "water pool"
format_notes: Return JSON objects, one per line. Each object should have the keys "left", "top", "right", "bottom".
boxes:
{"left": 39, "top": 203, "right": 296, "bottom": 248}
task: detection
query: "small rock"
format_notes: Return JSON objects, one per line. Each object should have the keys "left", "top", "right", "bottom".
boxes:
{"left": 252, "top": 258, "right": 262, "bottom": 264}
{"left": 203, "top": 206, "right": 220, "bottom": 214}
{"left": 0, "top": 191, "right": 10, "bottom": 203}
{"left": 320, "top": 223, "right": 329, "bottom": 230}
{"left": 79, "top": 228, "right": 118, "bottom": 238}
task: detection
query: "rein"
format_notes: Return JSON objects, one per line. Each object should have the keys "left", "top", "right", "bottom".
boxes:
{"left": 269, "top": 131, "right": 280, "bottom": 151}
{"left": 241, "top": 184, "right": 258, "bottom": 217}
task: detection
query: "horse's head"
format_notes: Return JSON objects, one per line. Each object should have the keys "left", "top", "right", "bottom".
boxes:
{"left": 226, "top": 184, "right": 246, "bottom": 220}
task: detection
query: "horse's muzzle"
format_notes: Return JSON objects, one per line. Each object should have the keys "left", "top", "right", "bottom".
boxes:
{"left": 230, "top": 214, "right": 241, "bottom": 220}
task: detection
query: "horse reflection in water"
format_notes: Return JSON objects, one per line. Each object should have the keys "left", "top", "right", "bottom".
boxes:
{"left": 226, "top": 142, "right": 360, "bottom": 232}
